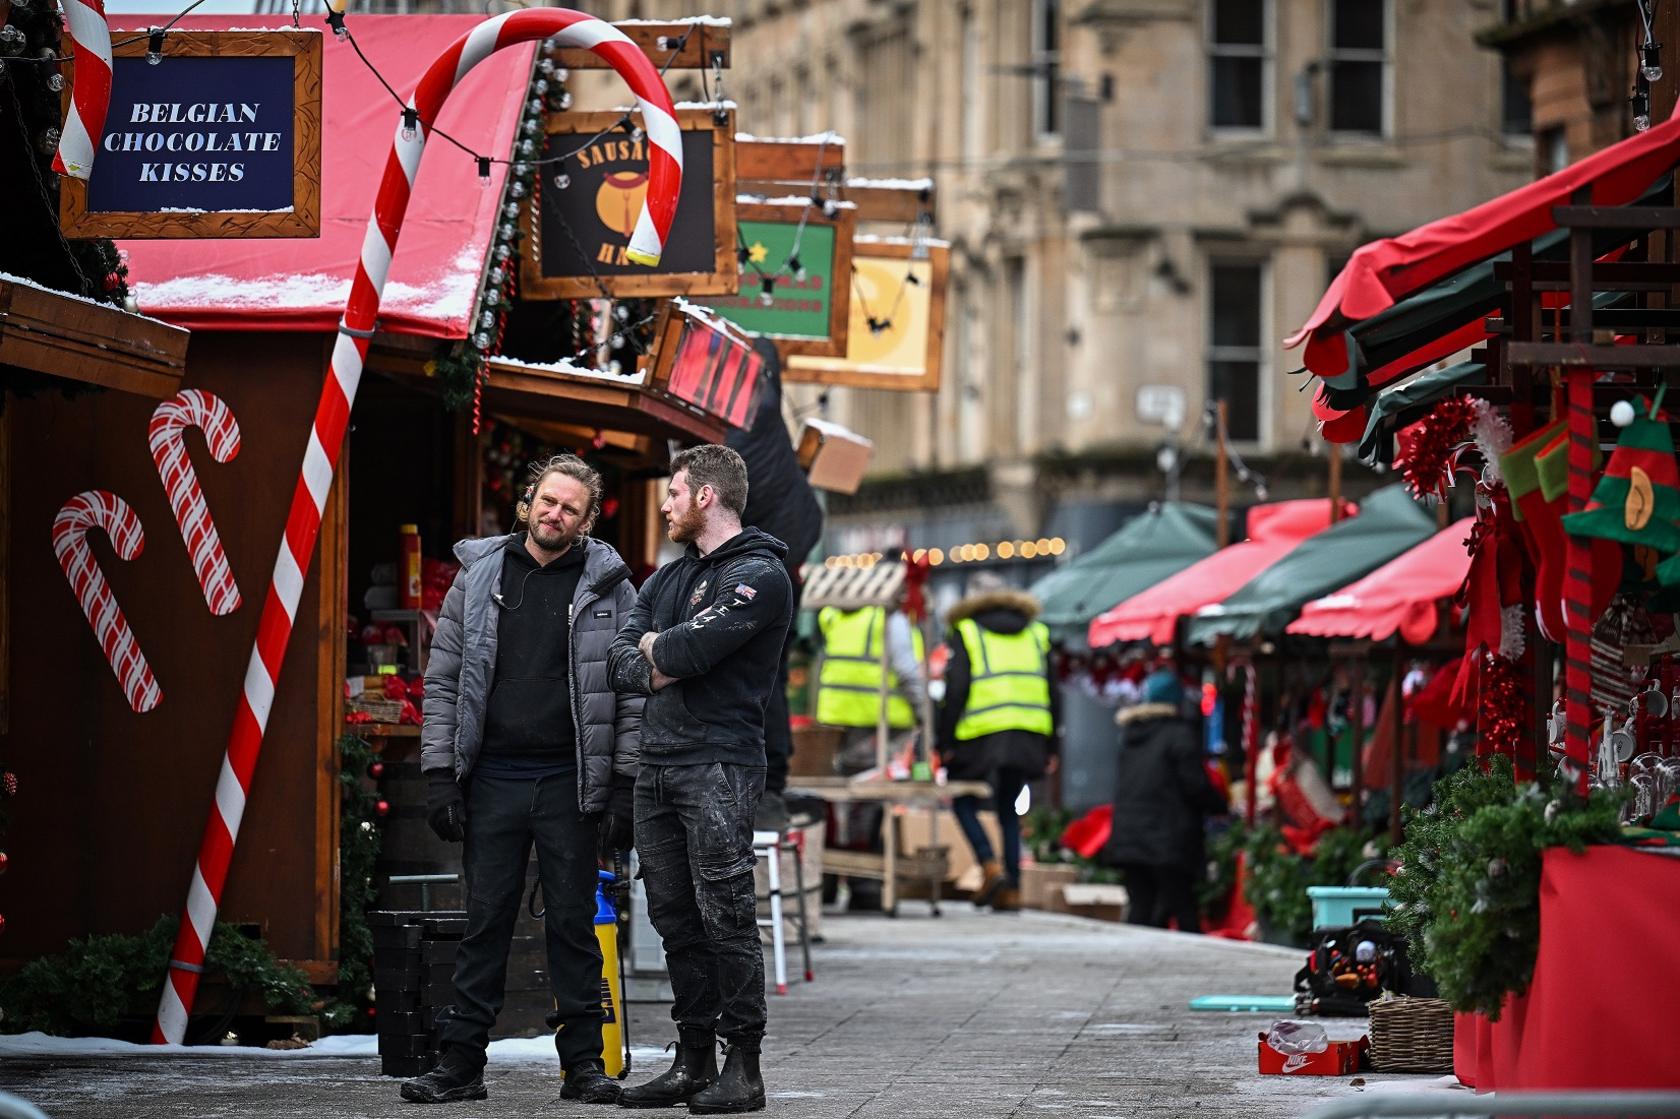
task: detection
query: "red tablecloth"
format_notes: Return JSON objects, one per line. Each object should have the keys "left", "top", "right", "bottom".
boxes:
{"left": 1453, "top": 845, "right": 1680, "bottom": 1090}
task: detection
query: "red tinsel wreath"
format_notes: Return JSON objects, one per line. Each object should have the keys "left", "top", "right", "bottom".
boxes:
{"left": 1479, "top": 651, "right": 1525, "bottom": 759}
{"left": 1394, "top": 396, "right": 1482, "bottom": 501}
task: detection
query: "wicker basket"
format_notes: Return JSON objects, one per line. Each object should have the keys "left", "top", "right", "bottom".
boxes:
{"left": 350, "top": 696, "right": 404, "bottom": 724}
{"left": 1367, "top": 996, "right": 1455, "bottom": 1073}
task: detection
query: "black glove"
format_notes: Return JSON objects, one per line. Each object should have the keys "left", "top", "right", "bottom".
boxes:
{"left": 426, "top": 770, "right": 466, "bottom": 843}
{"left": 597, "top": 777, "right": 635, "bottom": 862}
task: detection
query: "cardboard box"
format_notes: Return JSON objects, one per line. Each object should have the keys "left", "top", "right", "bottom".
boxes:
{"left": 1257, "top": 1033, "right": 1368, "bottom": 1075}
{"left": 894, "top": 806, "right": 1001, "bottom": 893}
{"left": 1061, "top": 882, "right": 1129, "bottom": 923}
{"left": 1019, "top": 862, "right": 1079, "bottom": 912}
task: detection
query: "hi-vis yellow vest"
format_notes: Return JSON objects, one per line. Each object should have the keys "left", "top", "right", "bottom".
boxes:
{"left": 816, "top": 606, "right": 924, "bottom": 729}
{"left": 953, "top": 618, "right": 1052, "bottom": 741}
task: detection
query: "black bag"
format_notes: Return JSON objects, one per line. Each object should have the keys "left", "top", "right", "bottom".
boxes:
{"left": 1292, "top": 918, "right": 1432, "bottom": 1017}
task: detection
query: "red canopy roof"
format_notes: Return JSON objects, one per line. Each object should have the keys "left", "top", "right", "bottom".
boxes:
{"left": 1287, "top": 111, "right": 1680, "bottom": 380}
{"left": 117, "top": 15, "right": 535, "bottom": 339}
{"left": 1287, "top": 518, "right": 1473, "bottom": 643}
{"left": 1086, "top": 499, "right": 1347, "bottom": 648}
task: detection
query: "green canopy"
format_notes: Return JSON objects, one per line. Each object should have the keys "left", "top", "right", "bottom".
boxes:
{"left": 1184, "top": 485, "right": 1436, "bottom": 645}
{"left": 1031, "top": 502, "right": 1219, "bottom": 647}
{"left": 1357, "top": 359, "right": 1486, "bottom": 462}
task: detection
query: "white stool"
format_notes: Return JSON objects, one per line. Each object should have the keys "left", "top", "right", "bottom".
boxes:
{"left": 753, "top": 828, "right": 815, "bottom": 995}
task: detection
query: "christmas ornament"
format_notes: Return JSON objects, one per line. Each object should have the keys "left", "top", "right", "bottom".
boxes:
{"left": 1, "top": 772, "right": 14, "bottom": 798}
{"left": 0, "top": 851, "right": 9, "bottom": 874}
{"left": 1479, "top": 652, "right": 1525, "bottom": 760}
{"left": 368, "top": 761, "right": 384, "bottom": 779}
{"left": 1503, "top": 421, "right": 1618, "bottom": 643}
{"left": 376, "top": 800, "right": 390, "bottom": 817}
{"left": 1393, "top": 396, "right": 1482, "bottom": 501}
{"left": 148, "top": 390, "right": 243, "bottom": 616}
{"left": 1563, "top": 395, "right": 1680, "bottom": 553}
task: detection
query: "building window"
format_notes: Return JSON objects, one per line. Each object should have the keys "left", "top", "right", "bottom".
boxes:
{"left": 1209, "top": 0, "right": 1268, "bottom": 131}
{"left": 1032, "top": 0, "right": 1061, "bottom": 138}
{"left": 961, "top": 4, "right": 982, "bottom": 159}
{"left": 1208, "top": 260, "right": 1266, "bottom": 444}
{"left": 1539, "top": 126, "right": 1569, "bottom": 175}
{"left": 1501, "top": 62, "right": 1532, "bottom": 136}
{"left": 1328, "top": 0, "right": 1388, "bottom": 136}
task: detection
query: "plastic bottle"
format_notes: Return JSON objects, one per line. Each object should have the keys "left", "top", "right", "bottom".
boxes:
{"left": 399, "top": 524, "right": 422, "bottom": 610}
{"left": 595, "top": 869, "right": 626, "bottom": 1077}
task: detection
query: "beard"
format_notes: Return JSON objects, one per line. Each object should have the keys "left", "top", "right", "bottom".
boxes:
{"left": 530, "top": 517, "right": 580, "bottom": 553}
{"left": 666, "top": 503, "right": 705, "bottom": 544}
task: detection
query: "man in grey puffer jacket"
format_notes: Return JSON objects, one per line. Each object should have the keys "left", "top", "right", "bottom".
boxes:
{"left": 402, "top": 455, "right": 641, "bottom": 1107}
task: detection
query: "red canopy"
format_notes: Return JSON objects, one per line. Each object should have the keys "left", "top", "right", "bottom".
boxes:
{"left": 117, "top": 15, "right": 535, "bottom": 339}
{"left": 1087, "top": 499, "right": 1346, "bottom": 648}
{"left": 1287, "top": 110, "right": 1680, "bottom": 380}
{"left": 1287, "top": 518, "right": 1473, "bottom": 643}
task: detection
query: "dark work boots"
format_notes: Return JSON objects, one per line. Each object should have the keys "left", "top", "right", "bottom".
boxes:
{"left": 399, "top": 1045, "right": 488, "bottom": 1103}
{"left": 561, "top": 1058, "right": 623, "bottom": 1104}
{"left": 687, "top": 1041, "right": 764, "bottom": 1115}
{"left": 617, "top": 1027, "right": 718, "bottom": 1109}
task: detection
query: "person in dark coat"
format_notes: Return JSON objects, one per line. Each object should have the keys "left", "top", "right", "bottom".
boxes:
{"left": 937, "top": 574, "right": 1060, "bottom": 912}
{"left": 1102, "top": 669, "right": 1226, "bottom": 933}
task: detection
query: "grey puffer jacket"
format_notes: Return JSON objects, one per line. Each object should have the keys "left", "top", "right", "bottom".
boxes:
{"left": 421, "top": 533, "right": 642, "bottom": 813}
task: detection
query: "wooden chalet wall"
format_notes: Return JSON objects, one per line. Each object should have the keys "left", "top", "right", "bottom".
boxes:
{"left": 4, "top": 332, "right": 344, "bottom": 970}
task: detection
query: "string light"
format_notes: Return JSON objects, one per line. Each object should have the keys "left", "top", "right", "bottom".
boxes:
{"left": 1643, "top": 41, "right": 1664, "bottom": 82}
{"left": 477, "top": 155, "right": 491, "bottom": 185}
{"left": 553, "top": 173, "right": 571, "bottom": 190}
{"left": 758, "top": 276, "right": 776, "bottom": 307}
{"left": 1632, "top": 80, "right": 1653, "bottom": 132}
{"left": 146, "top": 28, "right": 165, "bottom": 66}
{"left": 400, "top": 107, "right": 419, "bottom": 143}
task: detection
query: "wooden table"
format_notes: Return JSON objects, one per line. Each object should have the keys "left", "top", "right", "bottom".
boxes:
{"left": 785, "top": 777, "right": 991, "bottom": 916}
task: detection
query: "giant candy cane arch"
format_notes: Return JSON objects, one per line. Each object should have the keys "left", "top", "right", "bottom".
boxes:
{"left": 152, "top": 8, "right": 682, "bottom": 1044}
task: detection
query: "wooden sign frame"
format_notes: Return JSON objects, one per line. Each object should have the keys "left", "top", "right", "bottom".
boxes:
{"left": 702, "top": 198, "right": 855, "bottom": 359}
{"left": 785, "top": 238, "right": 948, "bottom": 392}
{"left": 521, "top": 107, "right": 737, "bottom": 301}
{"left": 59, "top": 30, "right": 323, "bottom": 239}
{"left": 643, "top": 300, "right": 764, "bottom": 428}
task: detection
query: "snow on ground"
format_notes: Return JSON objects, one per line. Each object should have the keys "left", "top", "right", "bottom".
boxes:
{"left": 0, "top": 1031, "right": 666, "bottom": 1067}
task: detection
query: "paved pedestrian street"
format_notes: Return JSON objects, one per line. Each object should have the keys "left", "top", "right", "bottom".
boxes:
{"left": 0, "top": 905, "right": 1462, "bottom": 1119}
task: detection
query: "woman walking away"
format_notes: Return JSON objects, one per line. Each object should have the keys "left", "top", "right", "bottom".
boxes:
{"left": 1101, "top": 669, "right": 1225, "bottom": 932}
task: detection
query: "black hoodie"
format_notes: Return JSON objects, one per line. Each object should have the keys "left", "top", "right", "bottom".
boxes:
{"left": 608, "top": 528, "right": 793, "bottom": 766}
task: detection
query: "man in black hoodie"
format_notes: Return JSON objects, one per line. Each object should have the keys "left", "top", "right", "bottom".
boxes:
{"left": 608, "top": 444, "right": 792, "bottom": 1115}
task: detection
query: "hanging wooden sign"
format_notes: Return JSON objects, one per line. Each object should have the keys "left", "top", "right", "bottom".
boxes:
{"left": 645, "top": 299, "right": 764, "bottom": 429}
{"left": 522, "top": 107, "right": 737, "bottom": 300}
{"left": 59, "top": 30, "right": 323, "bottom": 239}
{"left": 785, "top": 237, "right": 948, "bottom": 392}
{"left": 695, "top": 197, "right": 855, "bottom": 358}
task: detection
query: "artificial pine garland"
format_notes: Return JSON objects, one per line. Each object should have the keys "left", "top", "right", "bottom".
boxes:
{"left": 1386, "top": 757, "right": 1625, "bottom": 1019}
{"left": 327, "top": 733, "right": 382, "bottom": 1031}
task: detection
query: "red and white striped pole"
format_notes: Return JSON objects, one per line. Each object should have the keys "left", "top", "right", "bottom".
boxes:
{"left": 152, "top": 8, "right": 682, "bottom": 1045}
{"left": 52, "top": 0, "right": 113, "bottom": 180}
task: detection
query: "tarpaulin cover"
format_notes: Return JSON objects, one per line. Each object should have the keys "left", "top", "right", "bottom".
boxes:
{"left": 1086, "top": 499, "right": 1342, "bottom": 649}
{"left": 1454, "top": 846, "right": 1680, "bottom": 1091}
{"left": 1032, "top": 502, "right": 1219, "bottom": 646}
{"left": 1287, "top": 518, "right": 1473, "bottom": 643}
{"left": 1185, "top": 485, "right": 1436, "bottom": 645}
{"left": 1288, "top": 111, "right": 1680, "bottom": 381}
{"left": 116, "top": 15, "right": 536, "bottom": 339}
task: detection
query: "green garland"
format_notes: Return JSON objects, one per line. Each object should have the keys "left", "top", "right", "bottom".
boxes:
{"left": 325, "top": 733, "right": 382, "bottom": 1031}
{"left": 0, "top": 916, "right": 311, "bottom": 1037}
{"left": 1386, "top": 757, "right": 1625, "bottom": 1019}
{"left": 1242, "top": 824, "right": 1388, "bottom": 946}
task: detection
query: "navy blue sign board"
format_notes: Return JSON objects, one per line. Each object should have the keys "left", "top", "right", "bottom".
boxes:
{"left": 60, "top": 30, "right": 322, "bottom": 239}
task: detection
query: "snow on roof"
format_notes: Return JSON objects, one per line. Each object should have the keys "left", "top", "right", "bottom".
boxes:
{"left": 611, "top": 15, "right": 732, "bottom": 27}
{"left": 734, "top": 194, "right": 857, "bottom": 210}
{"left": 0, "top": 269, "right": 182, "bottom": 331}
{"left": 846, "top": 177, "right": 935, "bottom": 192}
{"left": 855, "top": 235, "right": 953, "bottom": 249}
{"left": 734, "top": 131, "right": 845, "bottom": 146}
{"left": 803, "top": 417, "right": 873, "bottom": 446}
{"left": 487, "top": 353, "right": 649, "bottom": 387}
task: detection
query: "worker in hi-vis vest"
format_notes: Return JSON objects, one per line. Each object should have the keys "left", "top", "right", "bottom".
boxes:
{"left": 815, "top": 593, "right": 927, "bottom": 910}
{"left": 937, "top": 572, "right": 1060, "bottom": 913}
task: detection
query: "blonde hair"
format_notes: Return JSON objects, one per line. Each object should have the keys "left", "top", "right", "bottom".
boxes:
{"left": 518, "top": 454, "right": 603, "bottom": 534}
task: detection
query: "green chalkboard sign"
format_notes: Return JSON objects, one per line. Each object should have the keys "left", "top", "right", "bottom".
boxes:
{"left": 701, "top": 199, "right": 854, "bottom": 358}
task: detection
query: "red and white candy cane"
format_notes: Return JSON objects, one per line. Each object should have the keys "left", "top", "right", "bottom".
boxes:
{"left": 51, "top": 0, "right": 114, "bottom": 180}
{"left": 149, "top": 390, "right": 243, "bottom": 617}
{"left": 53, "top": 491, "right": 159, "bottom": 714}
{"left": 1228, "top": 659, "right": 1258, "bottom": 825}
{"left": 152, "top": 8, "right": 682, "bottom": 1045}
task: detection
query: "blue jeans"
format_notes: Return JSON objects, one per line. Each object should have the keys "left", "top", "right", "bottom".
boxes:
{"left": 433, "top": 772, "right": 603, "bottom": 1069}
{"left": 953, "top": 768, "right": 1027, "bottom": 887}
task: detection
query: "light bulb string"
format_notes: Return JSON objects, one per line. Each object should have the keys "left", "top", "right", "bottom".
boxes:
{"left": 11, "top": 0, "right": 220, "bottom": 66}
{"left": 3, "top": 82, "right": 95, "bottom": 297}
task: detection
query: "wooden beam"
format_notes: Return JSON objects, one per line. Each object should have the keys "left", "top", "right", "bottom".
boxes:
{"left": 0, "top": 277, "right": 188, "bottom": 399}
{"left": 1505, "top": 342, "right": 1680, "bottom": 367}
{"left": 734, "top": 136, "right": 845, "bottom": 183}
{"left": 551, "top": 20, "right": 730, "bottom": 70}
{"left": 739, "top": 178, "right": 937, "bottom": 224}
{"left": 1552, "top": 205, "right": 1680, "bottom": 230}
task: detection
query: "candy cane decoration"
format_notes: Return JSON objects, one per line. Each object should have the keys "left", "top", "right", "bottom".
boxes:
{"left": 52, "top": 492, "right": 159, "bottom": 713}
{"left": 149, "top": 390, "right": 243, "bottom": 616}
{"left": 51, "top": 0, "right": 114, "bottom": 180}
{"left": 152, "top": 8, "right": 682, "bottom": 1045}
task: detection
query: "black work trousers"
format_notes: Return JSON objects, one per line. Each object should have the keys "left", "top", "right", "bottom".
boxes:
{"left": 636, "top": 761, "right": 766, "bottom": 1044}
{"left": 433, "top": 772, "right": 604, "bottom": 1069}
{"left": 1119, "top": 861, "right": 1202, "bottom": 933}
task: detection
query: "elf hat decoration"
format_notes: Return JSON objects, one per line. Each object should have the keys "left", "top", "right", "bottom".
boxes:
{"left": 1562, "top": 393, "right": 1680, "bottom": 555}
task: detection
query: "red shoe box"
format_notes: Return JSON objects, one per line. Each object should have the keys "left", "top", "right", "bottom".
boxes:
{"left": 1257, "top": 1032, "right": 1368, "bottom": 1075}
